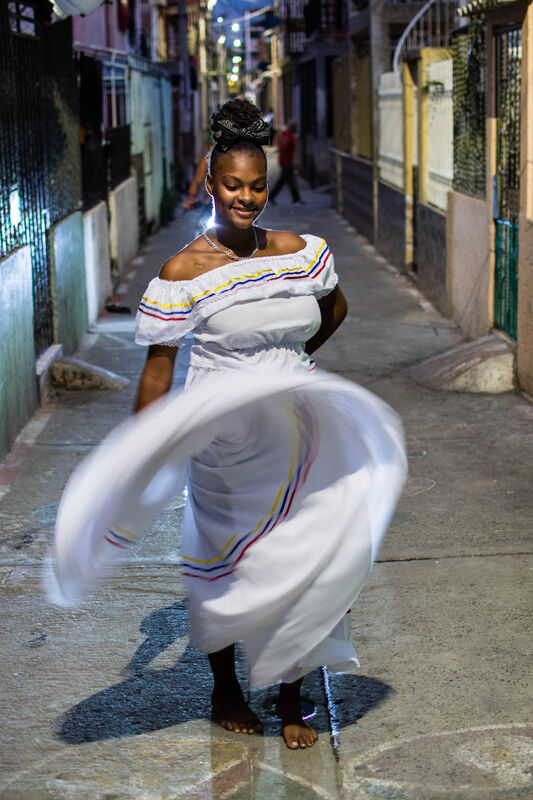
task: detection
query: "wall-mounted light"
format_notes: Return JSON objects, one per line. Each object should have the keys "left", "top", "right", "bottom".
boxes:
{"left": 9, "top": 187, "right": 21, "bottom": 227}
{"left": 231, "top": 22, "right": 239, "bottom": 31}
{"left": 233, "top": 38, "right": 241, "bottom": 47}
{"left": 218, "top": 35, "right": 226, "bottom": 44}
{"left": 216, "top": 15, "right": 223, "bottom": 23}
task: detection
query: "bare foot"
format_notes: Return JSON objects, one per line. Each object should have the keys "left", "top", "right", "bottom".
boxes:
{"left": 275, "top": 702, "right": 319, "bottom": 750}
{"left": 212, "top": 685, "right": 263, "bottom": 735}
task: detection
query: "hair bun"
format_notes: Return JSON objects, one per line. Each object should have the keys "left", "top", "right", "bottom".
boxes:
{"left": 211, "top": 117, "right": 271, "bottom": 152}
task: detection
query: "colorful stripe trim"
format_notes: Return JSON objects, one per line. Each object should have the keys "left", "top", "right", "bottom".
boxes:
{"left": 138, "top": 241, "right": 331, "bottom": 323}
{"left": 181, "top": 399, "right": 320, "bottom": 582}
{"left": 104, "top": 524, "right": 139, "bottom": 549}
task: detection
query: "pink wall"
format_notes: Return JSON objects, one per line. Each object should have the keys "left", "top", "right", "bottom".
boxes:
{"left": 72, "top": 0, "right": 141, "bottom": 52}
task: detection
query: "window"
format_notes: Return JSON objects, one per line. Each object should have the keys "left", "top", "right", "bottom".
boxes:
{"left": 8, "top": 1, "right": 37, "bottom": 36}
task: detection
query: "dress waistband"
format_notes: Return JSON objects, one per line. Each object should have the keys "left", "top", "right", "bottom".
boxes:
{"left": 189, "top": 342, "right": 305, "bottom": 371}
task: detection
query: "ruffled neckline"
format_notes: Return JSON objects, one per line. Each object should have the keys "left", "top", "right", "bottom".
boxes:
{"left": 152, "top": 233, "right": 322, "bottom": 287}
{"left": 136, "top": 233, "right": 336, "bottom": 346}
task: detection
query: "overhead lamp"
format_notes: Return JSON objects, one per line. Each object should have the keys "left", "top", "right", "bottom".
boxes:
{"left": 217, "top": 15, "right": 223, "bottom": 23}
{"left": 231, "top": 22, "right": 239, "bottom": 31}
{"left": 232, "top": 55, "right": 242, "bottom": 63}
{"left": 232, "top": 65, "right": 239, "bottom": 73}
{"left": 233, "top": 38, "right": 241, "bottom": 47}
{"left": 229, "top": 75, "right": 238, "bottom": 83}
{"left": 218, "top": 35, "right": 226, "bottom": 44}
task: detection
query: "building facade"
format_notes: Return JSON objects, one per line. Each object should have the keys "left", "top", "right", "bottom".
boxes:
{"left": 331, "top": 0, "right": 533, "bottom": 396}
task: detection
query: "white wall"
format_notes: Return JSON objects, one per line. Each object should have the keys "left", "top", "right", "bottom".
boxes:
{"left": 130, "top": 66, "right": 173, "bottom": 229}
{"left": 378, "top": 71, "right": 404, "bottom": 190}
{"left": 109, "top": 176, "right": 139, "bottom": 277}
{"left": 426, "top": 59, "right": 453, "bottom": 211}
{"left": 84, "top": 201, "right": 112, "bottom": 326}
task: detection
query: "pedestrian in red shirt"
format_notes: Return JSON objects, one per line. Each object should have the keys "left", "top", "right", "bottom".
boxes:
{"left": 269, "top": 121, "right": 303, "bottom": 205}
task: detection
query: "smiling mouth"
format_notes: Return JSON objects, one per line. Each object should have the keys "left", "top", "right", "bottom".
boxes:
{"left": 233, "top": 207, "right": 256, "bottom": 215}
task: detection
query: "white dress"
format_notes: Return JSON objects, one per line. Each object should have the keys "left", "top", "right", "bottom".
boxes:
{"left": 49, "top": 234, "right": 407, "bottom": 689}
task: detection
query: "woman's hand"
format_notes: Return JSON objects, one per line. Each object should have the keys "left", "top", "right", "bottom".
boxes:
{"left": 134, "top": 345, "right": 179, "bottom": 412}
{"left": 304, "top": 286, "right": 347, "bottom": 355}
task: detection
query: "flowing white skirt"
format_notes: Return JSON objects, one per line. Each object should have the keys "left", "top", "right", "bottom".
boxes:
{"left": 47, "top": 369, "right": 406, "bottom": 688}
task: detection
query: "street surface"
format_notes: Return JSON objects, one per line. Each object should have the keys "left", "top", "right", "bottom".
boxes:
{"left": 0, "top": 165, "right": 532, "bottom": 799}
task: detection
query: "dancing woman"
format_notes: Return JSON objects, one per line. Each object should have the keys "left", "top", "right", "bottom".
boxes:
{"left": 50, "top": 99, "right": 405, "bottom": 753}
{"left": 134, "top": 99, "right": 405, "bottom": 749}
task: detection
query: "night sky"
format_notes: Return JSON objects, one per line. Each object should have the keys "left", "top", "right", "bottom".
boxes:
{"left": 212, "top": 0, "right": 269, "bottom": 29}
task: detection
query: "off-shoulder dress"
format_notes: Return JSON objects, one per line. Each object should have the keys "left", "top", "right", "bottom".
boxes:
{"left": 51, "top": 234, "right": 407, "bottom": 689}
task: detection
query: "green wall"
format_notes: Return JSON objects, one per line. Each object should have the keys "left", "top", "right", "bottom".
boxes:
{"left": 49, "top": 212, "right": 88, "bottom": 355}
{"left": 0, "top": 246, "right": 37, "bottom": 459}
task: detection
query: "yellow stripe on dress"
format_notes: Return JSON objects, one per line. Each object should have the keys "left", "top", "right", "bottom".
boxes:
{"left": 141, "top": 240, "right": 327, "bottom": 311}
{"left": 181, "top": 405, "right": 301, "bottom": 565}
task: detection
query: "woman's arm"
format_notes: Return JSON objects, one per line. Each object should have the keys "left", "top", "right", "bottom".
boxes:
{"left": 181, "top": 159, "right": 208, "bottom": 209}
{"left": 134, "top": 344, "right": 179, "bottom": 412}
{"left": 304, "top": 286, "right": 347, "bottom": 355}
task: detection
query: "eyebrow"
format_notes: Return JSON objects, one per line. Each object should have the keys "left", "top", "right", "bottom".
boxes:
{"left": 221, "top": 175, "right": 266, "bottom": 183}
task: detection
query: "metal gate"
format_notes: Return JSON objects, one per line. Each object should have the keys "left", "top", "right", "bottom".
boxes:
{"left": 0, "top": 0, "right": 54, "bottom": 354}
{"left": 0, "top": 2, "right": 81, "bottom": 355}
{"left": 493, "top": 25, "right": 521, "bottom": 339}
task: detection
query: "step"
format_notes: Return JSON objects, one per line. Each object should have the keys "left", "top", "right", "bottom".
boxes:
{"left": 411, "top": 335, "right": 515, "bottom": 393}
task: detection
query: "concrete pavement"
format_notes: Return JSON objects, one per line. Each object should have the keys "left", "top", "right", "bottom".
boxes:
{"left": 0, "top": 173, "right": 532, "bottom": 799}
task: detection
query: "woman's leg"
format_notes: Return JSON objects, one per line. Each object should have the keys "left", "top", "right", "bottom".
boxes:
{"left": 276, "top": 678, "right": 319, "bottom": 749}
{"left": 208, "top": 644, "right": 263, "bottom": 734}
{"left": 286, "top": 165, "right": 301, "bottom": 203}
{"left": 269, "top": 169, "right": 286, "bottom": 202}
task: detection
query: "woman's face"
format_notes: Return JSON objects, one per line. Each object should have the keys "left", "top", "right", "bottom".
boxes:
{"left": 207, "top": 149, "right": 268, "bottom": 230}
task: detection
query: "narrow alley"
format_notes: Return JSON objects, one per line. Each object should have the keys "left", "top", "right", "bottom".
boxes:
{"left": 0, "top": 179, "right": 531, "bottom": 799}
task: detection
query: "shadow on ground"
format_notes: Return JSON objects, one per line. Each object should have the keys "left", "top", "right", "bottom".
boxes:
{"left": 58, "top": 601, "right": 392, "bottom": 744}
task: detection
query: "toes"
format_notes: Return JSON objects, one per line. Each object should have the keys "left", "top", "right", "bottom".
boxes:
{"left": 287, "top": 739, "right": 299, "bottom": 749}
{"left": 282, "top": 724, "right": 318, "bottom": 749}
{"left": 220, "top": 718, "right": 262, "bottom": 735}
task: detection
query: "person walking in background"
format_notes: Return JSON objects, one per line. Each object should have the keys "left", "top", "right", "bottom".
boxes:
{"left": 181, "top": 155, "right": 209, "bottom": 210}
{"left": 269, "top": 121, "right": 303, "bottom": 205}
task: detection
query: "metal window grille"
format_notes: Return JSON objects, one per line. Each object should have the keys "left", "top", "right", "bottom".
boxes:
{"left": 8, "top": 0, "right": 36, "bottom": 36}
{"left": 289, "top": 32, "right": 305, "bottom": 53}
{"left": 0, "top": 3, "right": 82, "bottom": 354}
{"left": 452, "top": 22, "right": 486, "bottom": 198}
{"left": 289, "top": 0, "right": 305, "bottom": 18}
{"left": 495, "top": 25, "right": 521, "bottom": 222}
{"left": 493, "top": 24, "right": 521, "bottom": 340}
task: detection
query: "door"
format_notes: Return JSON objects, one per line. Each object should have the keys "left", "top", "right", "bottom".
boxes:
{"left": 493, "top": 25, "right": 521, "bottom": 339}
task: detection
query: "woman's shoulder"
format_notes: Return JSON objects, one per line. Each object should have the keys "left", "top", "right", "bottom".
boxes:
{"left": 265, "top": 230, "right": 308, "bottom": 255}
{"left": 159, "top": 237, "right": 219, "bottom": 282}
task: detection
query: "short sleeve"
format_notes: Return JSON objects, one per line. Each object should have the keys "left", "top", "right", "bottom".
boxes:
{"left": 308, "top": 240, "right": 337, "bottom": 299}
{"left": 135, "top": 278, "right": 196, "bottom": 346}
